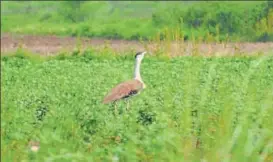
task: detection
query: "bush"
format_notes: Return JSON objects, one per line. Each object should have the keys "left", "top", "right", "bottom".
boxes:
{"left": 1, "top": 1, "right": 272, "bottom": 42}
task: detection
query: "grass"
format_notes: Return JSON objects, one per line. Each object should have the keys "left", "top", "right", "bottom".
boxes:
{"left": 1, "top": 1, "right": 272, "bottom": 42}
{"left": 1, "top": 51, "right": 273, "bottom": 161}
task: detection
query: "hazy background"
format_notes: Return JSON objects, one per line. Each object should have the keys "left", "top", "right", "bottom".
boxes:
{"left": 1, "top": 1, "right": 273, "bottom": 42}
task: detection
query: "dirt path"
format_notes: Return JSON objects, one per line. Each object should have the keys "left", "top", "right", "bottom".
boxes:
{"left": 1, "top": 33, "right": 273, "bottom": 56}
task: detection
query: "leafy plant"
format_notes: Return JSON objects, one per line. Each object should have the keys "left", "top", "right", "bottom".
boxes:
{"left": 1, "top": 52, "right": 273, "bottom": 161}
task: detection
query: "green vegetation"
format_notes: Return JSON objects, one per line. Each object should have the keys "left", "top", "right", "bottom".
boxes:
{"left": 2, "top": 1, "right": 272, "bottom": 161}
{"left": 1, "top": 1, "right": 273, "bottom": 42}
{"left": 1, "top": 50, "right": 273, "bottom": 161}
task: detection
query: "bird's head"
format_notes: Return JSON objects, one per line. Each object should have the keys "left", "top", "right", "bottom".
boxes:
{"left": 135, "top": 51, "right": 146, "bottom": 61}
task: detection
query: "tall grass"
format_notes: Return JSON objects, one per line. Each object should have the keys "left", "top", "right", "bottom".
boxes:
{"left": 1, "top": 51, "right": 273, "bottom": 161}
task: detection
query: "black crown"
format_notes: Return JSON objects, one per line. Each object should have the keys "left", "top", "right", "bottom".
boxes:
{"left": 135, "top": 52, "right": 145, "bottom": 58}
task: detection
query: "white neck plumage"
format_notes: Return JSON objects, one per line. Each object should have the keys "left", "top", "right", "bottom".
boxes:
{"left": 134, "top": 58, "right": 143, "bottom": 82}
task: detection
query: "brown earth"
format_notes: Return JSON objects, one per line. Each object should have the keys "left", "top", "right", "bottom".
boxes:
{"left": 1, "top": 33, "right": 273, "bottom": 56}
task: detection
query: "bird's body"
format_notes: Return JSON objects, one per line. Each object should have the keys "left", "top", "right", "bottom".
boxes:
{"left": 103, "top": 52, "right": 146, "bottom": 106}
{"left": 103, "top": 79, "right": 144, "bottom": 104}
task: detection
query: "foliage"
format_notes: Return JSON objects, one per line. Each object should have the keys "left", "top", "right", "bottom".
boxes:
{"left": 1, "top": 1, "right": 272, "bottom": 42}
{"left": 1, "top": 51, "right": 273, "bottom": 161}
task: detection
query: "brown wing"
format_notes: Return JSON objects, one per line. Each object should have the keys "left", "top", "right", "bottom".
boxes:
{"left": 102, "top": 79, "right": 143, "bottom": 104}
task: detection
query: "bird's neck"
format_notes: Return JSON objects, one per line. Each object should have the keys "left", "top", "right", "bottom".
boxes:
{"left": 134, "top": 58, "right": 143, "bottom": 82}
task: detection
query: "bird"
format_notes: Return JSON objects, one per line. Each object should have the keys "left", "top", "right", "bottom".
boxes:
{"left": 102, "top": 51, "right": 146, "bottom": 113}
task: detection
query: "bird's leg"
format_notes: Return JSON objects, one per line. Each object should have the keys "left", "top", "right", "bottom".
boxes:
{"left": 126, "top": 99, "right": 130, "bottom": 111}
{"left": 114, "top": 101, "right": 118, "bottom": 115}
{"left": 111, "top": 101, "right": 117, "bottom": 115}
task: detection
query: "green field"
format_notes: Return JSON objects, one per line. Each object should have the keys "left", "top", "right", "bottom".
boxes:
{"left": 1, "top": 51, "right": 273, "bottom": 161}
{"left": 1, "top": 1, "right": 273, "bottom": 42}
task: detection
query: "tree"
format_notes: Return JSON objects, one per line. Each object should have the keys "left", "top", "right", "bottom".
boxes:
{"left": 59, "top": 1, "right": 86, "bottom": 23}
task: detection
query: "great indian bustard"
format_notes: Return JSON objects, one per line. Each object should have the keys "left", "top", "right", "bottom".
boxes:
{"left": 102, "top": 51, "right": 146, "bottom": 113}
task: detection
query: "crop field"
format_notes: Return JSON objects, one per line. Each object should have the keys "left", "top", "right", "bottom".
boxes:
{"left": 1, "top": 1, "right": 273, "bottom": 161}
{"left": 1, "top": 49, "right": 273, "bottom": 161}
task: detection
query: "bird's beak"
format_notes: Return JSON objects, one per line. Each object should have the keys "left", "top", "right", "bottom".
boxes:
{"left": 142, "top": 51, "right": 147, "bottom": 55}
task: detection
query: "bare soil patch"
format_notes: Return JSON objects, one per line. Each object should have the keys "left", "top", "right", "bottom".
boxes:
{"left": 1, "top": 33, "right": 273, "bottom": 56}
